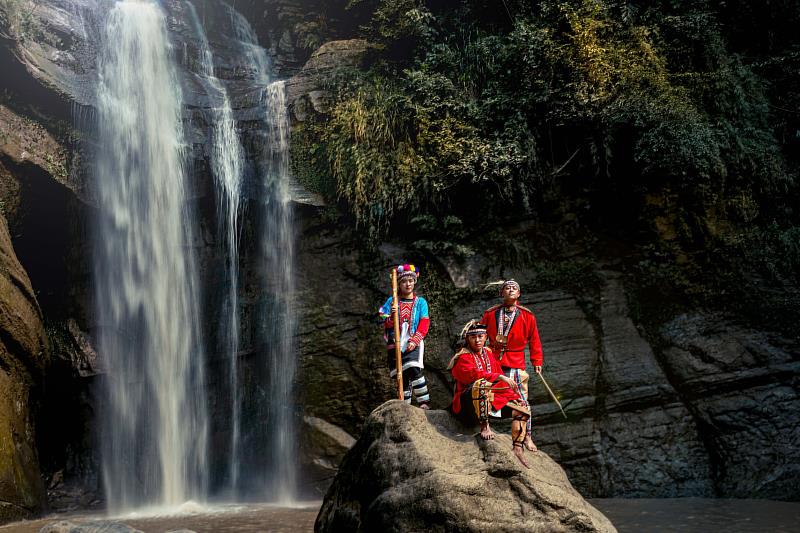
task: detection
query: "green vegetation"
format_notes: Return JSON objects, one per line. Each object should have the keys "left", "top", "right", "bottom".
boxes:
{"left": 295, "top": 0, "right": 796, "bottom": 231}
{"left": 291, "top": 0, "right": 799, "bottom": 330}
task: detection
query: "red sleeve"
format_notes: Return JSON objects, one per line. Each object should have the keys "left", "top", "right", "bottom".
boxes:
{"left": 451, "top": 353, "right": 499, "bottom": 384}
{"left": 529, "top": 314, "right": 543, "bottom": 366}
{"left": 410, "top": 317, "right": 429, "bottom": 345}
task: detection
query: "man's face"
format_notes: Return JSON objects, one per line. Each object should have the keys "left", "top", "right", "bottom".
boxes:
{"left": 399, "top": 276, "right": 416, "bottom": 296}
{"left": 501, "top": 284, "right": 520, "bottom": 302}
{"left": 467, "top": 332, "right": 486, "bottom": 351}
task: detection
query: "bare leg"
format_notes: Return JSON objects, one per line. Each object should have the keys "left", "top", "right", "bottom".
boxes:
{"left": 511, "top": 418, "right": 530, "bottom": 468}
{"left": 479, "top": 420, "right": 495, "bottom": 440}
{"left": 515, "top": 370, "right": 535, "bottom": 451}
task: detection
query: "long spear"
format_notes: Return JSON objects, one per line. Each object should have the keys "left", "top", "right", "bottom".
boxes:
{"left": 537, "top": 373, "right": 568, "bottom": 419}
{"left": 391, "top": 268, "right": 404, "bottom": 400}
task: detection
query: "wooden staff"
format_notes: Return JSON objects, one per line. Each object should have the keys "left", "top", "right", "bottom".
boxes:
{"left": 391, "top": 268, "right": 404, "bottom": 400}
{"left": 537, "top": 372, "right": 568, "bottom": 419}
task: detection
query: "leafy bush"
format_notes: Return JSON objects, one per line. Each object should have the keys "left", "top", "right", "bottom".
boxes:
{"left": 294, "top": 0, "right": 796, "bottom": 245}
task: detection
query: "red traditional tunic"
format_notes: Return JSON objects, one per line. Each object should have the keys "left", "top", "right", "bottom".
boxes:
{"left": 481, "top": 304, "right": 543, "bottom": 369}
{"left": 449, "top": 347, "right": 521, "bottom": 414}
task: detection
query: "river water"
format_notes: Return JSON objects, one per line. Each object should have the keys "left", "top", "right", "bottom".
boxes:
{"left": 590, "top": 498, "right": 800, "bottom": 532}
{"left": 2, "top": 499, "right": 799, "bottom": 532}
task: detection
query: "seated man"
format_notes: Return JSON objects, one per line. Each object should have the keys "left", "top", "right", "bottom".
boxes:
{"left": 448, "top": 320, "right": 532, "bottom": 468}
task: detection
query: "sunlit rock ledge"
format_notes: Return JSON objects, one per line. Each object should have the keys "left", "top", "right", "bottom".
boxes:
{"left": 315, "top": 401, "right": 616, "bottom": 533}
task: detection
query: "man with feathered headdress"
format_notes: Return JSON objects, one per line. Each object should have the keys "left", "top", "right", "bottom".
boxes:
{"left": 481, "top": 279, "right": 543, "bottom": 451}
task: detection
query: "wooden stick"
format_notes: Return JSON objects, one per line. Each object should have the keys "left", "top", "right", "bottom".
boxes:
{"left": 537, "top": 373, "right": 568, "bottom": 419}
{"left": 391, "top": 269, "right": 404, "bottom": 400}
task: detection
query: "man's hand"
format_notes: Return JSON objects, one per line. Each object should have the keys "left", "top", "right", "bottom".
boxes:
{"left": 499, "top": 375, "right": 519, "bottom": 393}
{"left": 405, "top": 341, "right": 417, "bottom": 352}
{"left": 534, "top": 365, "right": 542, "bottom": 374}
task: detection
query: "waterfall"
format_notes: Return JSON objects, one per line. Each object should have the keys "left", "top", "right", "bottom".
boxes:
{"left": 262, "top": 80, "right": 297, "bottom": 503}
{"left": 224, "top": 4, "right": 298, "bottom": 501}
{"left": 227, "top": 4, "right": 270, "bottom": 85}
{"left": 185, "top": 0, "right": 245, "bottom": 495}
{"left": 94, "top": 0, "right": 207, "bottom": 512}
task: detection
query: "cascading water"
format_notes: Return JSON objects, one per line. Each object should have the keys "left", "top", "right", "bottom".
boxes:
{"left": 94, "top": 0, "right": 207, "bottom": 512}
{"left": 227, "top": 4, "right": 270, "bottom": 85}
{"left": 225, "top": 4, "right": 297, "bottom": 501}
{"left": 185, "top": 1, "right": 245, "bottom": 494}
{"left": 262, "top": 80, "right": 297, "bottom": 503}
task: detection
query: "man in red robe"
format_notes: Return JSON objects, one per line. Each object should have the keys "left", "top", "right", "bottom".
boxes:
{"left": 448, "top": 321, "right": 532, "bottom": 468}
{"left": 481, "top": 279, "right": 543, "bottom": 452}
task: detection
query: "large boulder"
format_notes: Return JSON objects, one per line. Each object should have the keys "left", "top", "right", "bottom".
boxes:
{"left": 315, "top": 401, "right": 616, "bottom": 533}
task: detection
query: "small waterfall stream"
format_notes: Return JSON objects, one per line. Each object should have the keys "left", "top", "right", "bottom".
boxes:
{"left": 221, "top": 3, "right": 298, "bottom": 502}
{"left": 184, "top": 0, "right": 246, "bottom": 494}
{"left": 94, "top": 0, "right": 208, "bottom": 512}
{"left": 262, "top": 80, "right": 297, "bottom": 503}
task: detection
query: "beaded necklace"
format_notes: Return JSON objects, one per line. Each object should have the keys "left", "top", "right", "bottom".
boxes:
{"left": 470, "top": 347, "right": 492, "bottom": 374}
{"left": 497, "top": 306, "right": 518, "bottom": 338}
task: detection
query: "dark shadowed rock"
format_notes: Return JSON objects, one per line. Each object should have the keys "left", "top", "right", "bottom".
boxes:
{"left": 315, "top": 401, "right": 616, "bottom": 533}
{"left": 303, "top": 415, "right": 356, "bottom": 471}
{"left": 301, "top": 415, "right": 356, "bottom": 496}
{"left": 660, "top": 313, "right": 800, "bottom": 499}
{"left": 295, "top": 213, "right": 396, "bottom": 436}
{"left": 0, "top": 104, "right": 74, "bottom": 210}
{"left": 0, "top": 214, "right": 47, "bottom": 522}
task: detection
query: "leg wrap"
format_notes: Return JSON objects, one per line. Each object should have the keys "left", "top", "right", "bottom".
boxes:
{"left": 470, "top": 379, "right": 494, "bottom": 421}
{"left": 403, "top": 367, "right": 429, "bottom": 405}
{"left": 410, "top": 375, "right": 430, "bottom": 404}
{"left": 506, "top": 368, "right": 534, "bottom": 436}
{"left": 511, "top": 414, "right": 527, "bottom": 448}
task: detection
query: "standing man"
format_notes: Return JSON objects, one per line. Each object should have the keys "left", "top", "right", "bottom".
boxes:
{"left": 481, "top": 279, "right": 542, "bottom": 451}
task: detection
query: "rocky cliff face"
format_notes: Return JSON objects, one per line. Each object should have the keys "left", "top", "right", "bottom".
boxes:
{"left": 291, "top": 211, "right": 800, "bottom": 500}
{"left": 0, "top": 209, "right": 47, "bottom": 522}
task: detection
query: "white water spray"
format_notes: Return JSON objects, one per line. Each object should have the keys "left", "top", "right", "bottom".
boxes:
{"left": 94, "top": 0, "right": 207, "bottom": 512}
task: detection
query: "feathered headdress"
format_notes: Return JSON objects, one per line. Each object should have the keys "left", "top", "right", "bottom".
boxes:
{"left": 484, "top": 279, "right": 520, "bottom": 295}
{"left": 458, "top": 319, "right": 487, "bottom": 339}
